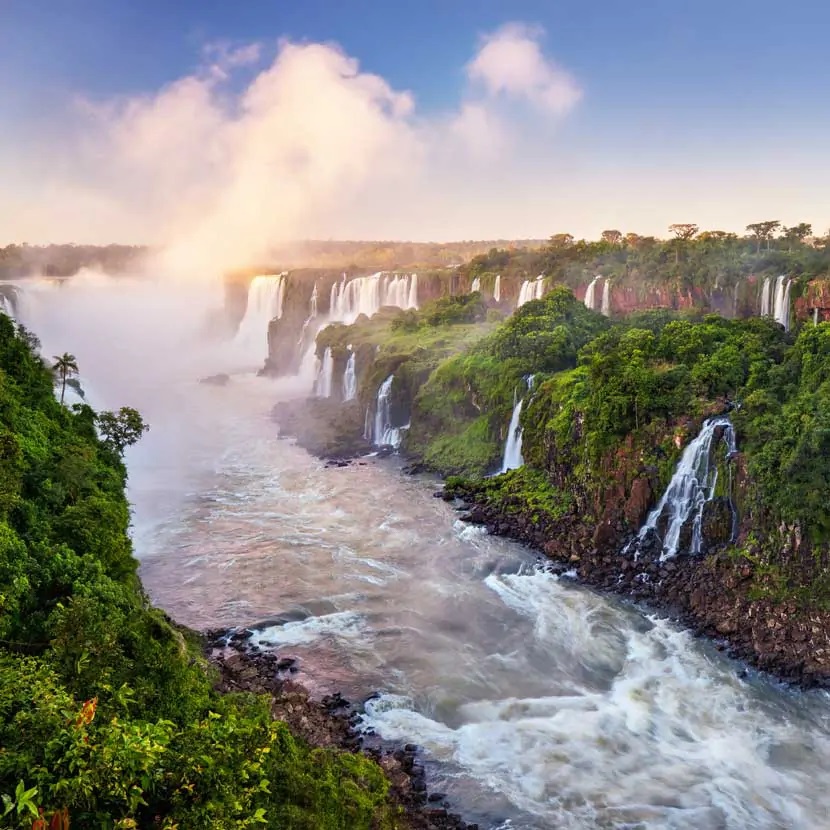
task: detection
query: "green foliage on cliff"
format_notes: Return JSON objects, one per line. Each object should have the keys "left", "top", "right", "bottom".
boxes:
{"left": 0, "top": 315, "right": 396, "bottom": 828}
{"left": 406, "top": 286, "right": 609, "bottom": 476}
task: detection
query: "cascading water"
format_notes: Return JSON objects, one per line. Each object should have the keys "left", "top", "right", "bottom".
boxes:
{"left": 759, "top": 276, "right": 772, "bottom": 317}
{"left": 500, "top": 376, "right": 534, "bottom": 473}
{"left": 372, "top": 374, "right": 403, "bottom": 448}
{"left": 330, "top": 272, "right": 418, "bottom": 324}
{"left": 631, "top": 416, "right": 737, "bottom": 561}
{"left": 501, "top": 397, "right": 525, "bottom": 472}
{"left": 516, "top": 275, "right": 545, "bottom": 309}
{"left": 234, "top": 274, "right": 286, "bottom": 359}
{"left": 600, "top": 278, "right": 611, "bottom": 316}
{"left": 493, "top": 275, "right": 501, "bottom": 302}
{"left": 583, "top": 275, "right": 602, "bottom": 311}
{"left": 773, "top": 276, "right": 791, "bottom": 331}
{"left": 342, "top": 349, "right": 357, "bottom": 402}
{"left": 733, "top": 279, "right": 741, "bottom": 316}
{"left": 471, "top": 277, "right": 481, "bottom": 293}
{"left": 315, "top": 347, "right": 334, "bottom": 398}
{"left": 0, "top": 290, "right": 16, "bottom": 320}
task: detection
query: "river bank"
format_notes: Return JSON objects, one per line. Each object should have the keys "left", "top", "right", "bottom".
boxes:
{"left": 440, "top": 481, "right": 830, "bottom": 688}
{"left": 204, "top": 630, "right": 484, "bottom": 830}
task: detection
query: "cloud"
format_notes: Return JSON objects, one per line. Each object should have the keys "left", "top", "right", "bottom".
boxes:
{"left": 466, "top": 23, "right": 582, "bottom": 116}
{"left": 0, "top": 24, "right": 585, "bottom": 269}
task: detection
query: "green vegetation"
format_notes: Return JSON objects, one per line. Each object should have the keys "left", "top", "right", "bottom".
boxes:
{"left": 0, "top": 314, "right": 397, "bottom": 828}
{"left": 463, "top": 221, "right": 830, "bottom": 296}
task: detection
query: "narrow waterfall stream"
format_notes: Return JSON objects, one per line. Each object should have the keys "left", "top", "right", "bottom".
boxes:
{"left": 342, "top": 349, "right": 357, "bottom": 401}
{"left": 583, "top": 275, "right": 602, "bottom": 310}
{"left": 16, "top": 276, "right": 830, "bottom": 830}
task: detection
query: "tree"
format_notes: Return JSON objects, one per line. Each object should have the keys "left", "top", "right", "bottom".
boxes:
{"left": 698, "top": 230, "right": 737, "bottom": 242}
{"left": 52, "top": 353, "right": 79, "bottom": 405}
{"left": 745, "top": 220, "right": 781, "bottom": 252}
{"left": 96, "top": 407, "right": 149, "bottom": 456}
{"left": 668, "top": 224, "right": 699, "bottom": 241}
{"left": 781, "top": 223, "right": 812, "bottom": 251}
{"left": 601, "top": 229, "right": 623, "bottom": 245}
{"left": 548, "top": 233, "right": 574, "bottom": 249}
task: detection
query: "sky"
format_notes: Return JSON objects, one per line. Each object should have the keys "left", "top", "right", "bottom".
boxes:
{"left": 2, "top": 0, "right": 830, "bottom": 262}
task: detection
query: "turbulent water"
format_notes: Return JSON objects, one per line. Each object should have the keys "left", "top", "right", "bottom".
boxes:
{"left": 16, "top": 275, "right": 830, "bottom": 830}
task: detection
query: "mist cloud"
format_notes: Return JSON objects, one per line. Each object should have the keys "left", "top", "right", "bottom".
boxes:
{"left": 1, "top": 24, "right": 584, "bottom": 277}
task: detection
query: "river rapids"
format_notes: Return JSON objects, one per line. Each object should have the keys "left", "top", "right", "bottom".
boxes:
{"left": 15, "top": 274, "right": 830, "bottom": 830}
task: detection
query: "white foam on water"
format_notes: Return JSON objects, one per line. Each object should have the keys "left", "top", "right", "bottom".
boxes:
{"left": 363, "top": 568, "right": 830, "bottom": 829}
{"left": 250, "top": 610, "right": 365, "bottom": 648}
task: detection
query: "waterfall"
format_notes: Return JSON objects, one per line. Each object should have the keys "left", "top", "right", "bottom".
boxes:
{"left": 600, "top": 279, "right": 611, "bottom": 316}
{"left": 760, "top": 276, "right": 772, "bottom": 317}
{"left": 632, "top": 416, "right": 737, "bottom": 561}
{"left": 494, "top": 275, "right": 501, "bottom": 302}
{"left": 330, "top": 272, "right": 418, "bottom": 324}
{"left": 733, "top": 280, "right": 741, "bottom": 316}
{"left": 516, "top": 275, "right": 545, "bottom": 309}
{"left": 297, "top": 282, "right": 320, "bottom": 346}
{"left": 773, "top": 276, "right": 791, "bottom": 331}
{"left": 500, "top": 375, "right": 535, "bottom": 473}
{"left": 584, "top": 275, "right": 602, "bottom": 311}
{"left": 501, "top": 397, "right": 525, "bottom": 472}
{"left": 815, "top": 307, "right": 820, "bottom": 326}
{"left": 315, "top": 347, "right": 334, "bottom": 398}
{"left": 407, "top": 274, "right": 418, "bottom": 309}
{"left": 342, "top": 349, "right": 357, "bottom": 401}
{"left": 0, "top": 291, "right": 15, "bottom": 320}
{"left": 234, "top": 274, "right": 287, "bottom": 356}
{"left": 372, "top": 374, "right": 403, "bottom": 448}
{"left": 471, "top": 277, "right": 481, "bottom": 293}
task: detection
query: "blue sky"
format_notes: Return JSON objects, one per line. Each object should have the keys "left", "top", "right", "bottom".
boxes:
{"left": 2, "top": 0, "right": 829, "bottom": 248}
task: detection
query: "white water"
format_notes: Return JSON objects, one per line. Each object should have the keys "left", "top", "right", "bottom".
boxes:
{"left": 584, "top": 275, "right": 602, "bottom": 311}
{"left": 733, "top": 279, "right": 741, "bottom": 316}
{"left": 372, "top": 374, "right": 403, "bottom": 448}
{"left": 330, "top": 272, "right": 418, "bottom": 324}
{"left": 516, "top": 275, "right": 546, "bottom": 309}
{"left": 760, "top": 277, "right": 772, "bottom": 317}
{"left": 234, "top": 274, "right": 286, "bottom": 362}
{"left": 633, "top": 417, "right": 736, "bottom": 561}
{"left": 315, "top": 347, "right": 334, "bottom": 398}
{"left": 342, "top": 350, "right": 357, "bottom": 402}
{"left": 19, "top": 275, "right": 830, "bottom": 830}
{"left": 600, "top": 278, "right": 611, "bottom": 316}
{"left": 501, "top": 397, "right": 525, "bottom": 472}
{"left": 494, "top": 274, "right": 501, "bottom": 302}
{"left": 773, "top": 276, "right": 791, "bottom": 331}
{"left": 471, "top": 277, "right": 481, "bottom": 293}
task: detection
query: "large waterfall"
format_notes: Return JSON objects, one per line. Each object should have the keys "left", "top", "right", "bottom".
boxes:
{"left": 584, "top": 275, "right": 602, "bottom": 311}
{"left": 0, "top": 289, "right": 16, "bottom": 320}
{"left": 369, "top": 374, "right": 403, "bottom": 448}
{"left": 600, "top": 278, "right": 611, "bottom": 316}
{"left": 235, "top": 274, "right": 286, "bottom": 357}
{"left": 493, "top": 275, "right": 501, "bottom": 302}
{"left": 632, "top": 416, "right": 737, "bottom": 561}
{"left": 330, "top": 272, "right": 418, "bottom": 324}
{"left": 471, "top": 277, "right": 481, "bottom": 293}
{"left": 315, "top": 347, "right": 334, "bottom": 398}
{"left": 516, "top": 275, "right": 546, "bottom": 308}
{"left": 342, "top": 350, "right": 357, "bottom": 401}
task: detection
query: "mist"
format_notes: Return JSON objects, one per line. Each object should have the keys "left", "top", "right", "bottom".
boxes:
{"left": 2, "top": 25, "right": 580, "bottom": 280}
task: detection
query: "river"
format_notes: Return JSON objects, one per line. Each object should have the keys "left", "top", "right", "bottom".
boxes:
{"left": 17, "top": 274, "right": 830, "bottom": 830}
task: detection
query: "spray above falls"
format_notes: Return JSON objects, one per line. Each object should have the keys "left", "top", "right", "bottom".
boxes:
{"left": 629, "top": 416, "right": 737, "bottom": 561}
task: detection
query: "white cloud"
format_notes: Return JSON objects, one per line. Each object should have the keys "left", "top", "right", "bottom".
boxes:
{"left": 466, "top": 23, "right": 582, "bottom": 116}
{"left": 0, "top": 25, "right": 585, "bottom": 266}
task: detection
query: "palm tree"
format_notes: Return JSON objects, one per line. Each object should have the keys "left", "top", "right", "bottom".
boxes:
{"left": 52, "top": 353, "right": 79, "bottom": 405}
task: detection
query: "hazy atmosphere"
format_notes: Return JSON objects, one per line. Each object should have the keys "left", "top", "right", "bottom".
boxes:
{"left": 3, "top": 3, "right": 830, "bottom": 830}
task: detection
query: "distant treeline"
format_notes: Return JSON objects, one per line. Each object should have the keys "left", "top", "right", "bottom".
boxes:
{"left": 0, "top": 244, "right": 148, "bottom": 278}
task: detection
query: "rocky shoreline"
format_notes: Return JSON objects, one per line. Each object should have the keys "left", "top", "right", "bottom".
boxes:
{"left": 205, "top": 630, "right": 482, "bottom": 830}
{"left": 440, "top": 483, "right": 830, "bottom": 689}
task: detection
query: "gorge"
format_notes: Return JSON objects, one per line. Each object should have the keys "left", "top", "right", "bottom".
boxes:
{"left": 4, "top": 228, "right": 830, "bottom": 830}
